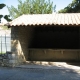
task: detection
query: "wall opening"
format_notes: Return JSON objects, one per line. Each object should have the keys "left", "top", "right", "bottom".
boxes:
{"left": 29, "top": 26, "right": 79, "bottom": 49}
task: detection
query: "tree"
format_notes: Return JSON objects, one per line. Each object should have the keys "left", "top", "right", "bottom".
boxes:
{"left": 0, "top": 3, "right": 12, "bottom": 22}
{"left": 58, "top": 0, "right": 80, "bottom": 13}
{"left": 0, "top": 4, "right": 6, "bottom": 22}
{"left": 7, "top": 0, "right": 55, "bottom": 19}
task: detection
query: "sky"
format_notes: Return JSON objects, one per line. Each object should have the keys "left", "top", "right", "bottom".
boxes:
{"left": 0, "top": 0, "right": 73, "bottom": 23}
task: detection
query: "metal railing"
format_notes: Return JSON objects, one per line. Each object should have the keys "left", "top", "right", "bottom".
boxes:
{"left": 0, "top": 35, "right": 11, "bottom": 54}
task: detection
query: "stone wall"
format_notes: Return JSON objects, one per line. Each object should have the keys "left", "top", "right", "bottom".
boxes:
{"left": 29, "top": 49, "right": 80, "bottom": 62}
{"left": 11, "top": 26, "right": 34, "bottom": 66}
{"left": 0, "top": 53, "right": 11, "bottom": 67}
{"left": 18, "top": 26, "right": 34, "bottom": 60}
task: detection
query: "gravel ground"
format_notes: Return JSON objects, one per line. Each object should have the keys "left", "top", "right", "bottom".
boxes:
{"left": 0, "top": 67, "right": 80, "bottom": 80}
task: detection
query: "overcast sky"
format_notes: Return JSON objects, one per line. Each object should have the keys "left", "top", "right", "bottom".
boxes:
{"left": 0, "top": 0, "right": 73, "bottom": 23}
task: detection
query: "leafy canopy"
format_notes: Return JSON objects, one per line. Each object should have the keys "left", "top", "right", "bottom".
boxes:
{"left": 7, "top": 0, "right": 55, "bottom": 19}
{"left": 0, "top": 3, "right": 12, "bottom": 22}
{"left": 58, "top": 0, "right": 80, "bottom": 13}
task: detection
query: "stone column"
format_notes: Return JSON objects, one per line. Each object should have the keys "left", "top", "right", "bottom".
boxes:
{"left": 9, "top": 27, "right": 26, "bottom": 67}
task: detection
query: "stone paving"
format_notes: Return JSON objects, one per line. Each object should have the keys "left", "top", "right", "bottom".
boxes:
{"left": 0, "top": 62, "right": 80, "bottom": 80}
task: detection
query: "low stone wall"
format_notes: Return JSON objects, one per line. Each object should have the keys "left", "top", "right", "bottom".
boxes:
{"left": 1, "top": 49, "right": 80, "bottom": 67}
{"left": 0, "top": 54, "right": 9, "bottom": 66}
{"left": 0, "top": 55, "right": 3, "bottom": 66}
{"left": 0, "top": 52, "right": 19, "bottom": 67}
{"left": 28, "top": 49, "right": 80, "bottom": 62}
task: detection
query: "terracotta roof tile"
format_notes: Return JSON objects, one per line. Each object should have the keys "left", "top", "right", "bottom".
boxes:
{"left": 6, "top": 13, "right": 80, "bottom": 26}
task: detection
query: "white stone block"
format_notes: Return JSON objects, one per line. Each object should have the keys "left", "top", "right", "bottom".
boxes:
{"left": 8, "top": 54, "right": 16, "bottom": 59}
{"left": 9, "top": 60, "right": 17, "bottom": 64}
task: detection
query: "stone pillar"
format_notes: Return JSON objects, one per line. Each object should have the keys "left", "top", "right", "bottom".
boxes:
{"left": 10, "top": 27, "right": 26, "bottom": 67}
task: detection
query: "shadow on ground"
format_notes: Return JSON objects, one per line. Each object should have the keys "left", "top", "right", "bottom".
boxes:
{"left": 1, "top": 61, "right": 80, "bottom": 80}
{"left": 17, "top": 61, "right": 80, "bottom": 73}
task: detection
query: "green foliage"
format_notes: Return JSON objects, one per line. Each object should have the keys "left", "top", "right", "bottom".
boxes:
{"left": 0, "top": 4, "right": 6, "bottom": 9}
{"left": 0, "top": 4, "right": 5, "bottom": 22}
{"left": 0, "top": 15, "right": 3, "bottom": 19}
{"left": 0, "top": 25, "right": 10, "bottom": 30}
{"left": 4, "top": 15, "right": 12, "bottom": 21}
{"left": 58, "top": 0, "right": 80, "bottom": 13}
{"left": 7, "top": 0, "right": 55, "bottom": 19}
{"left": 0, "top": 4, "right": 12, "bottom": 22}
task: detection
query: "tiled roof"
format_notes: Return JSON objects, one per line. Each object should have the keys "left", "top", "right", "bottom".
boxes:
{"left": 6, "top": 13, "right": 80, "bottom": 27}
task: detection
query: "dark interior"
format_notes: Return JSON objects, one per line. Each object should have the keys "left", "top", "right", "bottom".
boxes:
{"left": 30, "top": 26, "right": 79, "bottom": 49}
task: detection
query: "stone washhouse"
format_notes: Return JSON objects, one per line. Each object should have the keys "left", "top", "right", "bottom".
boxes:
{"left": 6, "top": 13, "right": 80, "bottom": 66}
